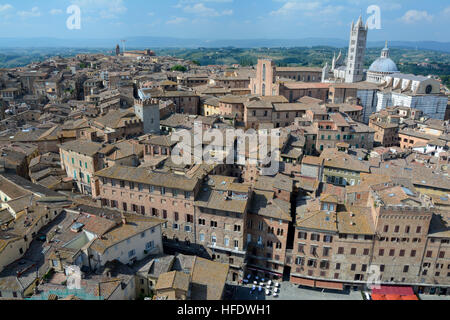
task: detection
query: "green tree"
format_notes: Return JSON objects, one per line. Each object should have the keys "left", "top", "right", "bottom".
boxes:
{"left": 171, "top": 65, "right": 187, "bottom": 72}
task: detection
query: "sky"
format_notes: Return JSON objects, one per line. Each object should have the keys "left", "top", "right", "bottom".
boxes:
{"left": 0, "top": 0, "right": 449, "bottom": 42}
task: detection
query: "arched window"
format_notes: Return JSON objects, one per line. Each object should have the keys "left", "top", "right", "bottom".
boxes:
{"left": 262, "top": 64, "right": 266, "bottom": 81}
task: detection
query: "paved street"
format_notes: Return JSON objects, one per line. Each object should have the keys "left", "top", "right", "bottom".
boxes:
{"left": 419, "top": 294, "right": 450, "bottom": 301}
{"left": 231, "top": 281, "right": 363, "bottom": 300}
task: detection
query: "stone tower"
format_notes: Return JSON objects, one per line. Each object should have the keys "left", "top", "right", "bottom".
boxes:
{"left": 251, "top": 59, "right": 276, "bottom": 96}
{"left": 115, "top": 44, "right": 120, "bottom": 56}
{"left": 134, "top": 98, "right": 160, "bottom": 134}
{"left": 345, "top": 16, "right": 368, "bottom": 83}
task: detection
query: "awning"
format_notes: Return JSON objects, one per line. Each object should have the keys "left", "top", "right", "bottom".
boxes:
{"left": 401, "top": 295, "right": 419, "bottom": 301}
{"left": 372, "top": 286, "right": 414, "bottom": 296}
{"left": 371, "top": 294, "right": 387, "bottom": 300}
{"left": 290, "top": 276, "right": 315, "bottom": 288}
{"left": 315, "top": 280, "right": 344, "bottom": 291}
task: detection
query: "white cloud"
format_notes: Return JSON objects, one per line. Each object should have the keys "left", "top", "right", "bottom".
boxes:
{"left": 182, "top": 3, "right": 233, "bottom": 17}
{"left": 178, "top": 0, "right": 233, "bottom": 3}
{"left": 443, "top": 6, "right": 450, "bottom": 17}
{"left": 166, "top": 17, "right": 188, "bottom": 25}
{"left": 400, "top": 10, "right": 433, "bottom": 24}
{"left": 50, "top": 9, "right": 63, "bottom": 15}
{"left": 18, "top": 7, "right": 41, "bottom": 18}
{"left": 345, "top": 0, "right": 401, "bottom": 11}
{"left": 0, "top": 4, "right": 12, "bottom": 13}
{"left": 270, "top": 1, "right": 322, "bottom": 16}
{"left": 148, "top": 12, "right": 155, "bottom": 16}
{"left": 71, "top": 0, "right": 127, "bottom": 19}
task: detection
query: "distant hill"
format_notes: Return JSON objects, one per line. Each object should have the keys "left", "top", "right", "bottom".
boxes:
{"left": 0, "top": 37, "right": 449, "bottom": 53}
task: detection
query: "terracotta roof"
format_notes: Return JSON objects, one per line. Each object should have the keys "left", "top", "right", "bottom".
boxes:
{"left": 155, "top": 271, "right": 190, "bottom": 292}
{"left": 190, "top": 257, "right": 229, "bottom": 300}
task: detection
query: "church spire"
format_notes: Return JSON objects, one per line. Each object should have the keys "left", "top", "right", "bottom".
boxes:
{"left": 356, "top": 15, "right": 363, "bottom": 27}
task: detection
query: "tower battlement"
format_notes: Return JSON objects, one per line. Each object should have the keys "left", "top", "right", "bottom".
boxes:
{"left": 134, "top": 98, "right": 159, "bottom": 107}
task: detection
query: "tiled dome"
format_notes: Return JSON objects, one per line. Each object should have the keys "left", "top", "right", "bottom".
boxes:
{"left": 369, "top": 57, "right": 399, "bottom": 73}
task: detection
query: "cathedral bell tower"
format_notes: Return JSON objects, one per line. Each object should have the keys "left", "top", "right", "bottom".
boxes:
{"left": 345, "top": 16, "right": 368, "bottom": 83}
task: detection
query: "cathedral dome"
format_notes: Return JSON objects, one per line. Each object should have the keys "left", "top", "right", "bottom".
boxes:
{"left": 369, "top": 57, "right": 399, "bottom": 73}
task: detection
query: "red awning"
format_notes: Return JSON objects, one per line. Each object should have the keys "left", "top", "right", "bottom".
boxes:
{"left": 371, "top": 294, "right": 387, "bottom": 300}
{"left": 372, "top": 286, "right": 414, "bottom": 296}
{"left": 385, "top": 294, "right": 403, "bottom": 300}
{"left": 315, "top": 280, "right": 344, "bottom": 291}
{"left": 401, "top": 295, "right": 419, "bottom": 301}
{"left": 290, "top": 276, "right": 315, "bottom": 288}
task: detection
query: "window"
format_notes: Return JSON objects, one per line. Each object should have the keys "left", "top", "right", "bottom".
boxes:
{"left": 174, "top": 212, "right": 178, "bottom": 221}
{"left": 224, "top": 238, "right": 230, "bottom": 247}
{"left": 411, "top": 250, "right": 416, "bottom": 257}
{"left": 363, "top": 248, "right": 370, "bottom": 255}
{"left": 198, "top": 219, "right": 206, "bottom": 226}
{"left": 145, "top": 241, "right": 154, "bottom": 250}
{"left": 320, "top": 261, "right": 329, "bottom": 270}
{"left": 351, "top": 264, "right": 356, "bottom": 271}
{"left": 383, "top": 225, "right": 389, "bottom": 233}
{"left": 295, "top": 257, "right": 304, "bottom": 266}
{"left": 416, "top": 226, "right": 422, "bottom": 233}
{"left": 298, "top": 232, "right": 307, "bottom": 240}
{"left": 338, "top": 247, "right": 344, "bottom": 254}
{"left": 234, "top": 240, "right": 239, "bottom": 248}
{"left": 403, "top": 265, "right": 409, "bottom": 273}
{"left": 200, "top": 234, "right": 205, "bottom": 242}
{"left": 211, "top": 221, "right": 218, "bottom": 228}
{"left": 394, "top": 226, "right": 400, "bottom": 233}
{"left": 389, "top": 249, "right": 395, "bottom": 257}
{"left": 307, "top": 259, "right": 317, "bottom": 268}
{"left": 234, "top": 225, "right": 241, "bottom": 232}
{"left": 350, "top": 248, "right": 357, "bottom": 255}
{"left": 439, "top": 251, "right": 445, "bottom": 259}
{"left": 128, "top": 250, "right": 136, "bottom": 258}
{"left": 186, "top": 214, "right": 193, "bottom": 223}
{"left": 379, "top": 249, "right": 385, "bottom": 256}
{"left": 399, "top": 250, "right": 405, "bottom": 257}
{"left": 426, "top": 251, "right": 433, "bottom": 258}
{"left": 298, "top": 243, "right": 305, "bottom": 253}
{"left": 311, "top": 234, "right": 320, "bottom": 241}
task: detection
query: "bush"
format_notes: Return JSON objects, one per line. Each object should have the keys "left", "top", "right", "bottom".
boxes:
{"left": 171, "top": 65, "right": 187, "bottom": 72}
